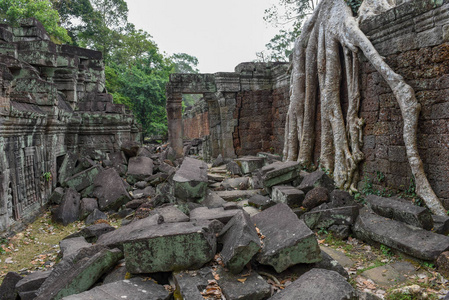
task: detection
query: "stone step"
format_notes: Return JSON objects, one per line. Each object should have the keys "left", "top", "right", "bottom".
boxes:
{"left": 353, "top": 208, "right": 449, "bottom": 261}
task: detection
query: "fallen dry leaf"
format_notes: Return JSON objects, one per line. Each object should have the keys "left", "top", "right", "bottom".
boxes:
{"left": 237, "top": 278, "right": 247, "bottom": 283}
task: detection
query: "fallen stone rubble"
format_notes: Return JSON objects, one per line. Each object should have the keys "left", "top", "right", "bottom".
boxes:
{"left": 2, "top": 149, "right": 449, "bottom": 299}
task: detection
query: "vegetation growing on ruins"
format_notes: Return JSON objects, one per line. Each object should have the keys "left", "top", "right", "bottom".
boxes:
{"left": 282, "top": 0, "right": 447, "bottom": 215}
{"left": 0, "top": 0, "right": 71, "bottom": 43}
{"left": 0, "top": 0, "right": 199, "bottom": 137}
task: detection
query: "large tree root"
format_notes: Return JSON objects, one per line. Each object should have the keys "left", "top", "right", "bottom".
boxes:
{"left": 283, "top": 0, "right": 446, "bottom": 215}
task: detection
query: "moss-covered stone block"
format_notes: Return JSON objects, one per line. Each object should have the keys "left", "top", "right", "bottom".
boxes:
{"left": 123, "top": 222, "right": 216, "bottom": 273}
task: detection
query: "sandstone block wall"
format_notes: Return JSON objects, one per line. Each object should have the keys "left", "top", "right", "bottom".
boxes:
{"left": 0, "top": 20, "right": 140, "bottom": 233}
{"left": 175, "top": 0, "right": 449, "bottom": 207}
{"left": 167, "top": 62, "right": 289, "bottom": 160}
{"left": 359, "top": 0, "right": 449, "bottom": 206}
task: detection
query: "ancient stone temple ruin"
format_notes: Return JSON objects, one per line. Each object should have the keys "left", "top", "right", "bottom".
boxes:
{"left": 0, "top": 19, "right": 140, "bottom": 233}
{"left": 168, "top": 0, "right": 449, "bottom": 207}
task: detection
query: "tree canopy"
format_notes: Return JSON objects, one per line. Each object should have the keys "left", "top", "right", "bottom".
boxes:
{"left": 0, "top": 0, "right": 71, "bottom": 43}
{"left": 49, "top": 0, "right": 199, "bottom": 137}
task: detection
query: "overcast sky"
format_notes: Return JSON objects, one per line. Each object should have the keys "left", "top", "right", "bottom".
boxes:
{"left": 126, "top": 0, "right": 280, "bottom": 73}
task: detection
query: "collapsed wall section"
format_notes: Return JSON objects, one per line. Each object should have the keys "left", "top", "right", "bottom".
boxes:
{"left": 0, "top": 19, "right": 140, "bottom": 233}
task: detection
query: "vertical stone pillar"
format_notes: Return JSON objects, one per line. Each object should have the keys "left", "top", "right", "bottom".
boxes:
{"left": 166, "top": 92, "right": 184, "bottom": 158}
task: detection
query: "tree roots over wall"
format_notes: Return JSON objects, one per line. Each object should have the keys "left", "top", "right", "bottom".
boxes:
{"left": 283, "top": 0, "right": 446, "bottom": 215}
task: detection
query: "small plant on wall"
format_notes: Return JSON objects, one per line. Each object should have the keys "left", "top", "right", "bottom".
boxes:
{"left": 43, "top": 172, "right": 52, "bottom": 182}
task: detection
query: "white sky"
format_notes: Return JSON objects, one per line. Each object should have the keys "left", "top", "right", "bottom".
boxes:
{"left": 126, "top": 0, "right": 280, "bottom": 73}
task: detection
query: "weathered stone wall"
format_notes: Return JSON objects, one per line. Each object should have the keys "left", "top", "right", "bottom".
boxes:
{"left": 182, "top": 99, "right": 210, "bottom": 139}
{"left": 359, "top": 0, "right": 449, "bottom": 207}
{"left": 0, "top": 19, "right": 140, "bottom": 234}
{"left": 174, "top": 0, "right": 449, "bottom": 206}
{"left": 167, "top": 63, "right": 289, "bottom": 159}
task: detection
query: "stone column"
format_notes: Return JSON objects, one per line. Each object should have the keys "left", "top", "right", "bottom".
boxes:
{"left": 166, "top": 92, "right": 184, "bottom": 158}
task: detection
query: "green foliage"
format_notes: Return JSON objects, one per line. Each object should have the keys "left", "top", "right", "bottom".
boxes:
{"left": 345, "top": 0, "right": 363, "bottom": 15}
{"left": 0, "top": 237, "right": 7, "bottom": 254}
{"left": 420, "top": 261, "right": 435, "bottom": 269}
{"left": 0, "top": 0, "right": 71, "bottom": 43}
{"left": 43, "top": 171, "right": 52, "bottom": 182}
{"left": 380, "top": 244, "right": 394, "bottom": 257}
{"left": 51, "top": 0, "right": 200, "bottom": 137}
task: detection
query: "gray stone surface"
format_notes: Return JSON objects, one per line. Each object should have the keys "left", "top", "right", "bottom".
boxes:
{"left": 366, "top": 195, "right": 433, "bottom": 230}
{"left": 173, "top": 157, "right": 208, "bottom": 200}
{"left": 433, "top": 215, "right": 449, "bottom": 235}
{"left": 61, "top": 278, "right": 170, "bottom": 300}
{"left": 62, "top": 166, "right": 101, "bottom": 192}
{"left": 64, "top": 223, "right": 115, "bottom": 243}
{"left": 271, "top": 185, "right": 304, "bottom": 208}
{"left": 201, "top": 190, "right": 227, "bottom": 208}
{"left": 297, "top": 170, "right": 335, "bottom": 193}
{"left": 35, "top": 246, "right": 123, "bottom": 300}
{"left": 97, "top": 214, "right": 164, "bottom": 249}
{"left": 102, "top": 264, "right": 128, "bottom": 284}
{"left": 126, "top": 156, "right": 154, "bottom": 183}
{"left": 59, "top": 237, "right": 92, "bottom": 259}
{"left": 303, "top": 187, "right": 330, "bottom": 210}
{"left": 259, "top": 161, "right": 301, "bottom": 190}
{"left": 214, "top": 190, "right": 260, "bottom": 201}
{"left": 302, "top": 206, "right": 359, "bottom": 230}
{"left": 226, "top": 161, "right": 242, "bottom": 176}
{"left": 150, "top": 204, "right": 189, "bottom": 223}
{"left": 16, "top": 270, "right": 51, "bottom": 298}
{"left": 361, "top": 261, "right": 417, "bottom": 288}
{"left": 173, "top": 267, "right": 214, "bottom": 300}
{"left": 79, "top": 198, "right": 98, "bottom": 220}
{"left": 93, "top": 168, "right": 131, "bottom": 211}
{"left": 221, "top": 177, "right": 250, "bottom": 190}
{"left": 48, "top": 187, "right": 65, "bottom": 205}
{"left": 190, "top": 207, "right": 242, "bottom": 224}
{"left": 52, "top": 188, "right": 81, "bottom": 226}
{"left": 217, "top": 267, "right": 271, "bottom": 300}
{"left": 0, "top": 272, "right": 22, "bottom": 300}
{"left": 248, "top": 194, "right": 275, "bottom": 210}
{"left": 251, "top": 203, "right": 321, "bottom": 272}
{"left": 85, "top": 208, "right": 107, "bottom": 225}
{"left": 290, "top": 250, "right": 349, "bottom": 280}
{"left": 122, "top": 221, "right": 216, "bottom": 273}
{"left": 235, "top": 156, "right": 265, "bottom": 174}
{"left": 353, "top": 208, "right": 449, "bottom": 261}
{"left": 219, "top": 211, "right": 261, "bottom": 274}
{"left": 270, "top": 268, "right": 357, "bottom": 300}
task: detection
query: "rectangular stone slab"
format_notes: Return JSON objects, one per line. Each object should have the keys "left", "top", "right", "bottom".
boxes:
{"left": 366, "top": 195, "right": 433, "bottom": 230}
{"left": 96, "top": 214, "right": 164, "bottom": 249}
{"left": 235, "top": 156, "right": 265, "bottom": 174}
{"left": 219, "top": 211, "right": 261, "bottom": 274}
{"left": 302, "top": 206, "right": 359, "bottom": 230}
{"left": 251, "top": 203, "right": 321, "bottom": 273}
{"left": 173, "top": 267, "right": 215, "bottom": 300}
{"left": 216, "top": 267, "right": 271, "bottom": 300}
{"left": 173, "top": 157, "right": 208, "bottom": 200}
{"left": 190, "top": 207, "right": 242, "bottom": 224}
{"left": 353, "top": 208, "right": 449, "bottom": 261}
{"left": 35, "top": 246, "right": 123, "bottom": 300}
{"left": 123, "top": 221, "right": 216, "bottom": 273}
{"left": 61, "top": 278, "right": 170, "bottom": 300}
{"left": 62, "top": 166, "right": 101, "bottom": 192}
{"left": 271, "top": 185, "right": 305, "bottom": 208}
{"left": 270, "top": 268, "right": 357, "bottom": 300}
{"left": 260, "top": 161, "right": 301, "bottom": 189}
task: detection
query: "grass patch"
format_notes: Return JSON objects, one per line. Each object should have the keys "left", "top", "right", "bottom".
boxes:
{"left": 0, "top": 211, "right": 85, "bottom": 284}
